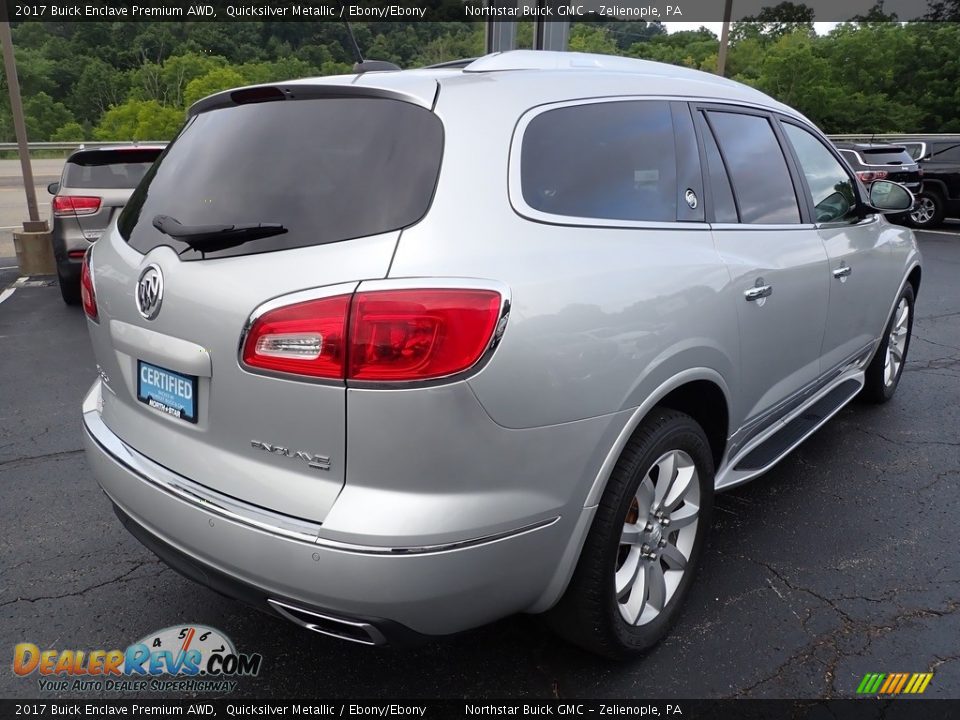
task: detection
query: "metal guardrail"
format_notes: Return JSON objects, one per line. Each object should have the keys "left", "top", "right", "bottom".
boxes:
{"left": 828, "top": 133, "right": 960, "bottom": 141}
{"left": 0, "top": 141, "right": 168, "bottom": 152}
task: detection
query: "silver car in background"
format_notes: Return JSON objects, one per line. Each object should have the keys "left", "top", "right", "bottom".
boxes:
{"left": 49, "top": 146, "right": 163, "bottom": 305}
{"left": 81, "top": 51, "right": 920, "bottom": 657}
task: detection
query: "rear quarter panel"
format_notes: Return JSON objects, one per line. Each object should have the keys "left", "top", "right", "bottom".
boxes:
{"left": 388, "top": 79, "right": 740, "bottom": 431}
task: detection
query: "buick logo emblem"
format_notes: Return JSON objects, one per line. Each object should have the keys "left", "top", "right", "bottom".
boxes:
{"left": 136, "top": 265, "right": 164, "bottom": 320}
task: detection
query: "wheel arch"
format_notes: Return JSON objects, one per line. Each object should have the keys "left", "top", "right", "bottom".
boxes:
{"left": 907, "top": 264, "right": 922, "bottom": 299}
{"left": 528, "top": 369, "right": 730, "bottom": 614}
{"left": 584, "top": 368, "right": 730, "bottom": 508}
{"left": 919, "top": 178, "right": 948, "bottom": 199}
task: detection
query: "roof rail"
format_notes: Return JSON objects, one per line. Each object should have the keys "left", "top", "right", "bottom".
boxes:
{"left": 464, "top": 50, "right": 652, "bottom": 74}
{"left": 423, "top": 58, "right": 478, "bottom": 69}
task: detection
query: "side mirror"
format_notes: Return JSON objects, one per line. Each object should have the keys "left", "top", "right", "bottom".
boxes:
{"left": 868, "top": 180, "right": 913, "bottom": 213}
{"left": 47, "top": 182, "right": 60, "bottom": 195}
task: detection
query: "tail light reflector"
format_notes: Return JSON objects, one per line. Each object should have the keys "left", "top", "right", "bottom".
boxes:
{"left": 81, "top": 251, "right": 98, "bottom": 321}
{"left": 242, "top": 288, "right": 504, "bottom": 382}
{"left": 856, "top": 170, "right": 888, "bottom": 183}
{"left": 52, "top": 195, "right": 102, "bottom": 217}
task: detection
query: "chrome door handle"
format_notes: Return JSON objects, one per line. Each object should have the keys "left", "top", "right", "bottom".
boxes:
{"left": 833, "top": 265, "right": 852, "bottom": 279}
{"left": 744, "top": 284, "right": 773, "bottom": 302}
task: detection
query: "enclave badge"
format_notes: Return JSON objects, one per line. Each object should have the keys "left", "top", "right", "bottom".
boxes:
{"left": 250, "top": 440, "right": 332, "bottom": 471}
{"left": 136, "top": 264, "right": 164, "bottom": 320}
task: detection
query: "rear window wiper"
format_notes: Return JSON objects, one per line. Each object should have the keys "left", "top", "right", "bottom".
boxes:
{"left": 152, "top": 214, "right": 287, "bottom": 252}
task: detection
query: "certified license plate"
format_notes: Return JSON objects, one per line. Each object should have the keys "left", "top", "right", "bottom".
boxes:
{"left": 136, "top": 361, "right": 198, "bottom": 424}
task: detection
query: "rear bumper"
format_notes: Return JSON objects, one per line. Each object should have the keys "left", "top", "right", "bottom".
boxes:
{"left": 82, "top": 380, "right": 573, "bottom": 638}
{"left": 51, "top": 221, "right": 93, "bottom": 264}
{"left": 110, "top": 501, "right": 423, "bottom": 645}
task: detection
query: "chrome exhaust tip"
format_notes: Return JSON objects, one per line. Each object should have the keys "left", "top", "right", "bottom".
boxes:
{"left": 267, "top": 598, "right": 387, "bottom": 646}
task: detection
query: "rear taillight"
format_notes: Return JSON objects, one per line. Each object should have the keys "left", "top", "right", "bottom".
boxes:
{"left": 242, "top": 295, "right": 351, "bottom": 379}
{"left": 856, "top": 170, "right": 888, "bottom": 183}
{"left": 242, "top": 288, "right": 504, "bottom": 382}
{"left": 80, "top": 251, "right": 98, "bottom": 321}
{"left": 52, "top": 195, "right": 102, "bottom": 217}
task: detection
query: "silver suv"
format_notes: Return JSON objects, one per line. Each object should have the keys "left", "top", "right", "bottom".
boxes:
{"left": 81, "top": 51, "right": 921, "bottom": 657}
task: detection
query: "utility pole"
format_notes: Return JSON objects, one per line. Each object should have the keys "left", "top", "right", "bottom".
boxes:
{"left": 717, "top": 0, "right": 734, "bottom": 77}
{"left": 0, "top": 20, "right": 42, "bottom": 229}
{"left": 1, "top": 20, "right": 54, "bottom": 275}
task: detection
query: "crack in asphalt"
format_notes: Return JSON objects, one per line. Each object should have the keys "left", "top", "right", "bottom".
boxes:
{"left": 0, "top": 560, "right": 167, "bottom": 608}
{"left": 0, "top": 543, "right": 133, "bottom": 579}
{"left": 903, "top": 356, "right": 960, "bottom": 372}
{"left": 729, "top": 560, "right": 960, "bottom": 699}
{"left": 919, "top": 309, "right": 960, "bottom": 321}
{"left": 854, "top": 427, "right": 960, "bottom": 449}
{"left": 912, "top": 334, "right": 960, "bottom": 353}
{"left": 0, "top": 448, "right": 85, "bottom": 471}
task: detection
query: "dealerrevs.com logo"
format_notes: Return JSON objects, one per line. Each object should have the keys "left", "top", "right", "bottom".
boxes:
{"left": 13, "top": 625, "right": 262, "bottom": 693}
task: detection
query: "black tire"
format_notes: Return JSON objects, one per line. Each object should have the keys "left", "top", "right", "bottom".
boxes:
{"left": 862, "top": 283, "right": 915, "bottom": 404}
{"left": 546, "top": 409, "right": 714, "bottom": 658}
{"left": 57, "top": 264, "right": 81, "bottom": 306}
{"left": 907, "top": 190, "right": 945, "bottom": 229}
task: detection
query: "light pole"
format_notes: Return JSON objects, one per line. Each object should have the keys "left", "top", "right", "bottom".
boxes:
{"left": 1, "top": 20, "right": 54, "bottom": 275}
{"left": 717, "top": 0, "right": 734, "bottom": 77}
{"left": 0, "top": 20, "right": 43, "bottom": 230}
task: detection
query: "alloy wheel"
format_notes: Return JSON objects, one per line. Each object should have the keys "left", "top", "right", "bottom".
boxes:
{"left": 910, "top": 197, "right": 936, "bottom": 225}
{"left": 884, "top": 298, "right": 910, "bottom": 387}
{"left": 616, "top": 449, "right": 700, "bottom": 626}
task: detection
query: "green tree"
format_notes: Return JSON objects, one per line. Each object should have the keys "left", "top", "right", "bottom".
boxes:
{"left": 183, "top": 67, "right": 247, "bottom": 108}
{"left": 94, "top": 99, "right": 184, "bottom": 141}
{"left": 731, "top": 2, "right": 815, "bottom": 44}
{"left": 24, "top": 92, "right": 75, "bottom": 141}
{"left": 68, "top": 59, "right": 131, "bottom": 125}
{"left": 569, "top": 25, "right": 619, "bottom": 54}
{"left": 50, "top": 121, "right": 87, "bottom": 142}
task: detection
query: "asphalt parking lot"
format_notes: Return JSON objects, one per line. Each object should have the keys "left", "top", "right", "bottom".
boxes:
{"left": 1, "top": 229, "right": 958, "bottom": 700}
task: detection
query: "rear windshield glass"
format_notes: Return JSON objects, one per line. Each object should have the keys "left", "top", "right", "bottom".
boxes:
{"left": 119, "top": 97, "right": 444, "bottom": 260}
{"left": 858, "top": 148, "right": 913, "bottom": 165}
{"left": 64, "top": 149, "right": 162, "bottom": 189}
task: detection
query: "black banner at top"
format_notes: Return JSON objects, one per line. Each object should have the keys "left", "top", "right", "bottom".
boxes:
{"left": 1, "top": 0, "right": 954, "bottom": 23}
{"left": 1, "top": 700, "right": 960, "bottom": 720}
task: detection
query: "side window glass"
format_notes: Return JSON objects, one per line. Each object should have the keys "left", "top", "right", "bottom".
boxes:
{"left": 698, "top": 113, "right": 738, "bottom": 223}
{"left": 931, "top": 143, "right": 960, "bottom": 162}
{"left": 706, "top": 111, "right": 801, "bottom": 224}
{"left": 783, "top": 124, "right": 857, "bottom": 224}
{"left": 521, "top": 100, "right": 678, "bottom": 222}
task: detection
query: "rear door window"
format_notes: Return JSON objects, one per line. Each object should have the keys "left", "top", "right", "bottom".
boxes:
{"left": 119, "top": 97, "right": 444, "bottom": 260}
{"left": 64, "top": 149, "right": 162, "bottom": 189}
{"left": 705, "top": 110, "right": 801, "bottom": 225}
{"left": 930, "top": 142, "right": 960, "bottom": 162}
{"left": 519, "top": 100, "right": 679, "bottom": 223}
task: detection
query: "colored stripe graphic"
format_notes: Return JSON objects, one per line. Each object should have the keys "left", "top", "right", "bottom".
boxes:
{"left": 879, "top": 674, "right": 897, "bottom": 693}
{"left": 857, "top": 672, "right": 933, "bottom": 695}
{"left": 893, "top": 673, "right": 909, "bottom": 694}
